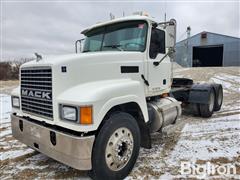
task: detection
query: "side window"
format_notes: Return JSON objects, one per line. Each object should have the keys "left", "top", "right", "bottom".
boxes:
{"left": 149, "top": 28, "right": 165, "bottom": 59}
{"left": 157, "top": 29, "right": 165, "bottom": 54}
{"left": 84, "top": 34, "right": 103, "bottom": 51}
{"left": 83, "top": 26, "right": 104, "bottom": 52}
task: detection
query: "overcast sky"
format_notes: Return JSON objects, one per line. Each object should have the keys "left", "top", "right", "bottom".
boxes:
{"left": 1, "top": 0, "right": 239, "bottom": 60}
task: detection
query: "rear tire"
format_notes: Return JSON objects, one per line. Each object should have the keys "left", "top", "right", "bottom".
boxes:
{"left": 191, "top": 103, "right": 200, "bottom": 116}
{"left": 90, "top": 112, "right": 140, "bottom": 180}
{"left": 214, "top": 85, "right": 223, "bottom": 111}
{"left": 199, "top": 88, "right": 215, "bottom": 118}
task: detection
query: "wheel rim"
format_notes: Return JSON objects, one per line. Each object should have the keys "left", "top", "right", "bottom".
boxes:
{"left": 218, "top": 88, "right": 223, "bottom": 105}
{"left": 105, "top": 127, "right": 134, "bottom": 171}
{"left": 209, "top": 91, "right": 215, "bottom": 112}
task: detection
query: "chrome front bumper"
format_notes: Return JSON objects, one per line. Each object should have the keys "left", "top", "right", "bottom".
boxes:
{"left": 11, "top": 114, "right": 95, "bottom": 170}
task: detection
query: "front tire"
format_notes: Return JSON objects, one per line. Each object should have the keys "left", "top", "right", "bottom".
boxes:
{"left": 90, "top": 112, "right": 140, "bottom": 180}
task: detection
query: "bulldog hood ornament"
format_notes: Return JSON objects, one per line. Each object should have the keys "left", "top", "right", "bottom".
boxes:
{"left": 34, "top": 52, "right": 42, "bottom": 62}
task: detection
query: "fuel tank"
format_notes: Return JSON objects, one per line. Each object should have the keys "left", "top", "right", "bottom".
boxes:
{"left": 148, "top": 97, "right": 182, "bottom": 133}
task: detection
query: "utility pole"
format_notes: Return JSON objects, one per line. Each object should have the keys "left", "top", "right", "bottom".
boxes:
{"left": 110, "top": 13, "right": 115, "bottom": 20}
{"left": 187, "top": 26, "right": 191, "bottom": 39}
{"left": 164, "top": 0, "right": 167, "bottom": 22}
{"left": 186, "top": 26, "right": 191, "bottom": 66}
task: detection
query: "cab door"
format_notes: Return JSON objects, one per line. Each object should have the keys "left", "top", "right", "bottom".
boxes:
{"left": 146, "top": 28, "right": 172, "bottom": 96}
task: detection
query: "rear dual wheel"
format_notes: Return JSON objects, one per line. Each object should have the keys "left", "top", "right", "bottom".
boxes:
{"left": 199, "top": 88, "right": 215, "bottom": 118}
{"left": 199, "top": 85, "right": 223, "bottom": 118}
{"left": 214, "top": 85, "right": 223, "bottom": 111}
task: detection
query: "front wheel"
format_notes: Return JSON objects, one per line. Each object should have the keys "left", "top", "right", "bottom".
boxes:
{"left": 90, "top": 112, "right": 140, "bottom": 180}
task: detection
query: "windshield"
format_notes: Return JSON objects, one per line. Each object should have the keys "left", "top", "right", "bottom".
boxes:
{"left": 83, "top": 20, "right": 148, "bottom": 52}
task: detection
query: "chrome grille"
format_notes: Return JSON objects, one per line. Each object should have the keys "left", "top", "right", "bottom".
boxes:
{"left": 21, "top": 67, "right": 53, "bottom": 119}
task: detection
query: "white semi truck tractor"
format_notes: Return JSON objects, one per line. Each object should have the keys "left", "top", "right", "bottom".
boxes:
{"left": 11, "top": 14, "right": 223, "bottom": 179}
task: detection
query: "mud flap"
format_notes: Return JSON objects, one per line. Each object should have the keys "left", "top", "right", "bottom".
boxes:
{"left": 139, "top": 120, "right": 152, "bottom": 149}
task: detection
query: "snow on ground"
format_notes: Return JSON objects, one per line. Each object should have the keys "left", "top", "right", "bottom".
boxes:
{"left": 1, "top": 148, "right": 34, "bottom": 161}
{"left": 211, "top": 73, "right": 240, "bottom": 93}
{"left": 0, "top": 94, "right": 12, "bottom": 139}
{"left": 0, "top": 94, "right": 12, "bottom": 122}
{"left": 0, "top": 94, "right": 35, "bottom": 162}
{"left": 1, "top": 67, "right": 240, "bottom": 179}
{"left": 128, "top": 113, "right": 240, "bottom": 179}
{"left": 167, "top": 114, "right": 240, "bottom": 164}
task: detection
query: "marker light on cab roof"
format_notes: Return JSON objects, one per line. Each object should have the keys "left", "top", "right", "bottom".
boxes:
{"left": 133, "top": 11, "right": 149, "bottom": 16}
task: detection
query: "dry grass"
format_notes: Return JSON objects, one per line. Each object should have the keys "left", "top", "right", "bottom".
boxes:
{"left": 0, "top": 80, "right": 19, "bottom": 95}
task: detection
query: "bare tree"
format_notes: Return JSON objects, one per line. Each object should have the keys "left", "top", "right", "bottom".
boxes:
{"left": 0, "top": 58, "right": 34, "bottom": 80}
{"left": 0, "top": 62, "right": 12, "bottom": 80}
{"left": 10, "top": 58, "right": 34, "bottom": 79}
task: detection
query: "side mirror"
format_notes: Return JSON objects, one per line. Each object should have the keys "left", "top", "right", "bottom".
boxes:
{"left": 165, "top": 19, "right": 176, "bottom": 48}
{"left": 75, "top": 39, "right": 85, "bottom": 53}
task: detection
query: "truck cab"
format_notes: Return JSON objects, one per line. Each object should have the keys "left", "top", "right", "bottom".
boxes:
{"left": 78, "top": 15, "right": 175, "bottom": 97}
{"left": 11, "top": 14, "right": 222, "bottom": 180}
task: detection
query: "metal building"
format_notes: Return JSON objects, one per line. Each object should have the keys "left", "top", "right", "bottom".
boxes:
{"left": 175, "top": 31, "right": 240, "bottom": 67}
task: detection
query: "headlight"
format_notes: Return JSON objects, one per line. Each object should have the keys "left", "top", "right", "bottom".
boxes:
{"left": 12, "top": 96, "right": 20, "bottom": 108}
{"left": 61, "top": 105, "right": 77, "bottom": 121}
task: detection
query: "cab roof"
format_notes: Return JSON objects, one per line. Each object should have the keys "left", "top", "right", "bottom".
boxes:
{"left": 81, "top": 15, "right": 157, "bottom": 34}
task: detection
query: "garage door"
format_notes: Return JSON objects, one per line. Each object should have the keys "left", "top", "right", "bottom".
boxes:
{"left": 192, "top": 45, "right": 223, "bottom": 67}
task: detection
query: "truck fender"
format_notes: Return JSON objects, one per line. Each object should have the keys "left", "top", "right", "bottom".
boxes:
{"left": 98, "top": 100, "right": 152, "bottom": 149}
{"left": 188, "top": 83, "right": 214, "bottom": 104}
{"left": 57, "top": 79, "right": 149, "bottom": 132}
{"left": 97, "top": 95, "right": 148, "bottom": 125}
{"left": 89, "top": 82, "right": 152, "bottom": 149}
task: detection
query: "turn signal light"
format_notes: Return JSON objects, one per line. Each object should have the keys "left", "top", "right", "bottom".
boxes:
{"left": 161, "top": 93, "right": 169, "bottom": 98}
{"left": 80, "top": 106, "right": 93, "bottom": 125}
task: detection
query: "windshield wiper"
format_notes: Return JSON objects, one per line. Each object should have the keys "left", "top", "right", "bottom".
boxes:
{"left": 103, "top": 44, "right": 124, "bottom": 51}
{"left": 82, "top": 50, "right": 98, "bottom": 53}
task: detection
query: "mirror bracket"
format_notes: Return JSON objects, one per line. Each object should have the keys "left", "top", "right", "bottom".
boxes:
{"left": 75, "top": 39, "right": 85, "bottom": 53}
